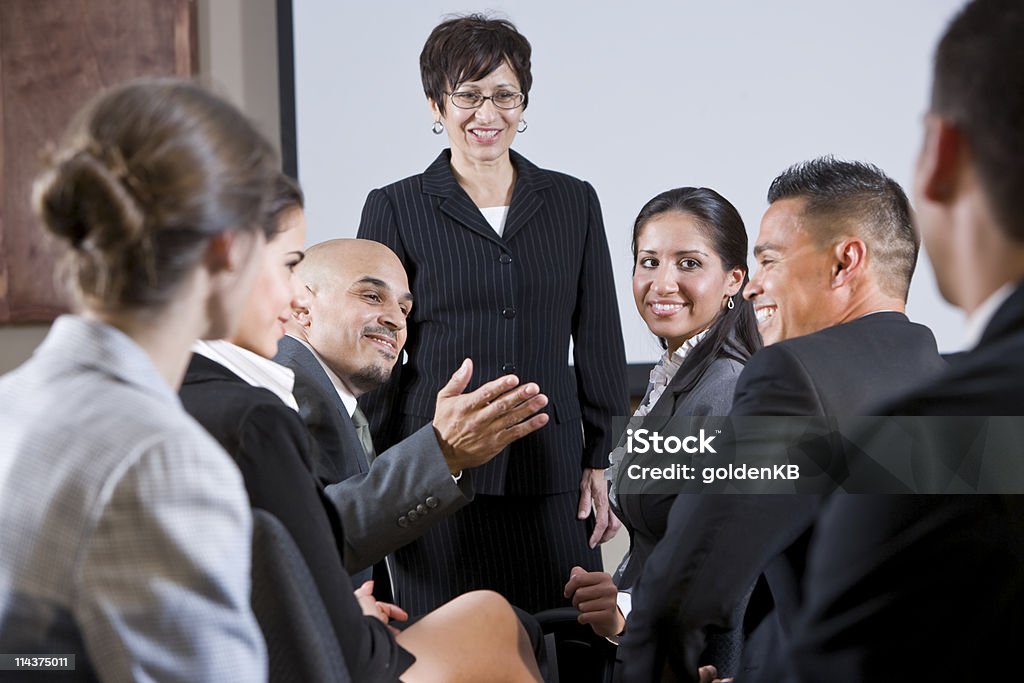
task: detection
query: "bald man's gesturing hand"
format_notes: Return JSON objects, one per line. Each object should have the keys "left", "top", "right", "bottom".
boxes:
{"left": 432, "top": 359, "right": 550, "bottom": 474}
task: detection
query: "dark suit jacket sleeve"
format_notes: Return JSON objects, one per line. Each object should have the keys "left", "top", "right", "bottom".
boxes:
{"left": 731, "top": 345, "right": 824, "bottom": 416}
{"left": 356, "top": 188, "right": 407, "bottom": 452}
{"left": 616, "top": 495, "right": 820, "bottom": 683}
{"left": 781, "top": 495, "right": 1024, "bottom": 683}
{"left": 235, "top": 403, "right": 408, "bottom": 680}
{"left": 573, "top": 182, "right": 629, "bottom": 469}
{"left": 324, "top": 423, "right": 472, "bottom": 573}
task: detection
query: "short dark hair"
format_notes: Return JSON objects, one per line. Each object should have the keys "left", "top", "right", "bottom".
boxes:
{"left": 932, "top": 0, "right": 1024, "bottom": 241}
{"left": 632, "top": 187, "right": 762, "bottom": 388}
{"left": 420, "top": 14, "right": 532, "bottom": 116}
{"left": 767, "top": 157, "right": 918, "bottom": 301}
{"left": 33, "top": 78, "right": 279, "bottom": 312}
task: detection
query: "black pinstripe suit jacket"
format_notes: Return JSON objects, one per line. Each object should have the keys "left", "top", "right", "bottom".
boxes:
{"left": 357, "top": 149, "right": 628, "bottom": 496}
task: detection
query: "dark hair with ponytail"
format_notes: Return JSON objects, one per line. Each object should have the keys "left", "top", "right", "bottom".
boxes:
{"left": 631, "top": 187, "right": 762, "bottom": 391}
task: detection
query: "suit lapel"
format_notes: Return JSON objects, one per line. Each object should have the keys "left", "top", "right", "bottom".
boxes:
{"left": 503, "top": 150, "right": 550, "bottom": 243}
{"left": 422, "top": 150, "right": 504, "bottom": 247}
{"left": 647, "top": 334, "right": 751, "bottom": 417}
{"left": 278, "top": 337, "right": 336, "bottom": 400}
{"left": 420, "top": 148, "right": 551, "bottom": 245}
{"left": 978, "top": 282, "right": 1024, "bottom": 349}
{"left": 275, "top": 337, "right": 369, "bottom": 473}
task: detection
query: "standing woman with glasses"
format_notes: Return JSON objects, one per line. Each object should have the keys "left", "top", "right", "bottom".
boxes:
{"left": 358, "top": 14, "right": 629, "bottom": 616}
{"left": 0, "top": 79, "right": 278, "bottom": 680}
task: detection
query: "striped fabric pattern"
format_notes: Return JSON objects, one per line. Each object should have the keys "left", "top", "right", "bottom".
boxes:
{"left": 357, "top": 148, "right": 629, "bottom": 496}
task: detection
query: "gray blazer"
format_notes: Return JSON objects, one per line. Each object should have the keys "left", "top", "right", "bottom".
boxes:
{"left": 274, "top": 335, "right": 472, "bottom": 575}
{"left": 612, "top": 355, "right": 744, "bottom": 590}
{"left": 0, "top": 316, "right": 265, "bottom": 682}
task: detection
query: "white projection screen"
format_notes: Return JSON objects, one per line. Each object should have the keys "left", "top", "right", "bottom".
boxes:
{"left": 291, "top": 0, "right": 968, "bottom": 364}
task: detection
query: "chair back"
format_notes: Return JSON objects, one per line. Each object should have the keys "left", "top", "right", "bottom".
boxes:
{"left": 251, "top": 509, "right": 351, "bottom": 683}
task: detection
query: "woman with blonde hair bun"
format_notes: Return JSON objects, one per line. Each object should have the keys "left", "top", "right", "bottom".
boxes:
{"left": 0, "top": 79, "right": 280, "bottom": 681}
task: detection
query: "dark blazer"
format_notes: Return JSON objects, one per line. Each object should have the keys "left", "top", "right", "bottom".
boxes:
{"left": 357, "top": 148, "right": 629, "bottom": 496}
{"left": 273, "top": 335, "right": 473, "bottom": 575}
{"left": 617, "top": 312, "right": 947, "bottom": 683}
{"left": 780, "top": 284, "right": 1024, "bottom": 681}
{"left": 611, "top": 346, "right": 748, "bottom": 678}
{"left": 731, "top": 312, "right": 946, "bottom": 416}
{"left": 179, "top": 354, "right": 412, "bottom": 682}
{"left": 878, "top": 284, "right": 1024, "bottom": 415}
{"left": 612, "top": 351, "right": 745, "bottom": 591}
{"left": 783, "top": 495, "right": 1024, "bottom": 683}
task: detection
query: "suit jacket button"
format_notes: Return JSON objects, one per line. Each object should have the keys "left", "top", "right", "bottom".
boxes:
{"left": 426, "top": 496, "right": 440, "bottom": 508}
{"left": 408, "top": 510, "right": 420, "bottom": 522}
{"left": 502, "top": 362, "right": 516, "bottom": 373}
{"left": 502, "top": 307, "right": 516, "bottom": 319}
{"left": 398, "top": 516, "right": 409, "bottom": 528}
{"left": 416, "top": 504, "right": 428, "bottom": 515}
{"left": 498, "top": 253, "right": 512, "bottom": 264}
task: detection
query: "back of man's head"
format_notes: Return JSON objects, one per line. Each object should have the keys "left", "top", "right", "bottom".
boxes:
{"left": 932, "top": 0, "right": 1024, "bottom": 243}
{"left": 767, "top": 157, "right": 917, "bottom": 302}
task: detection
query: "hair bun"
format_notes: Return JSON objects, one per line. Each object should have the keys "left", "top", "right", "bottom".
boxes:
{"left": 33, "top": 147, "right": 146, "bottom": 252}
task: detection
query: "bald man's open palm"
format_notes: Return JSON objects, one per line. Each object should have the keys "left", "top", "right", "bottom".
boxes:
{"left": 432, "top": 359, "right": 550, "bottom": 474}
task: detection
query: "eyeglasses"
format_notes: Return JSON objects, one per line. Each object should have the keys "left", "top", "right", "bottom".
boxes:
{"left": 447, "top": 90, "right": 525, "bottom": 110}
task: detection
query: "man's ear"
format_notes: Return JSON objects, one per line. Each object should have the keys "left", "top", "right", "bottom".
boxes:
{"left": 831, "top": 238, "right": 867, "bottom": 288}
{"left": 294, "top": 284, "right": 314, "bottom": 330}
{"left": 917, "top": 114, "right": 964, "bottom": 203}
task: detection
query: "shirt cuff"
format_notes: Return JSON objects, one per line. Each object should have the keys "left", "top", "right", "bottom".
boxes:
{"left": 616, "top": 590, "right": 632, "bottom": 620}
{"left": 604, "top": 591, "right": 631, "bottom": 645}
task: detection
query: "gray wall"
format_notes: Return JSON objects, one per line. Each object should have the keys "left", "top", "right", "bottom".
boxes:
{"left": 0, "top": 0, "right": 280, "bottom": 374}
{"left": 293, "top": 0, "right": 968, "bottom": 359}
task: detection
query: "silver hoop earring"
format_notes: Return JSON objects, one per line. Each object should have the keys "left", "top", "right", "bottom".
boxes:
{"left": 431, "top": 120, "right": 444, "bottom": 135}
{"left": 517, "top": 119, "right": 528, "bottom": 133}
{"left": 727, "top": 296, "right": 735, "bottom": 310}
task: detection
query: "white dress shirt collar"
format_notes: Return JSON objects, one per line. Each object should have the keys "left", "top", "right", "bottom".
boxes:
{"left": 192, "top": 339, "right": 298, "bottom": 411}
{"left": 963, "top": 283, "right": 1015, "bottom": 350}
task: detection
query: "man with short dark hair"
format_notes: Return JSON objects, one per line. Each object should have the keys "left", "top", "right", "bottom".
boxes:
{"left": 785, "top": 1, "right": 1024, "bottom": 679}
{"left": 617, "top": 158, "right": 947, "bottom": 683}
{"left": 734, "top": 156, "right": 942, "bottom": 415}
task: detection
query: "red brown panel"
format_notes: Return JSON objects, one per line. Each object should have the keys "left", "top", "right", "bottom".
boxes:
{"left": 0, "top": 0, "right": 195, "bottom": 322}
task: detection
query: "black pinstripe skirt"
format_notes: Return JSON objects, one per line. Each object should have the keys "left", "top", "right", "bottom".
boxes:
{"left": 390, "top": 490, "right": 603, "bottom": 616}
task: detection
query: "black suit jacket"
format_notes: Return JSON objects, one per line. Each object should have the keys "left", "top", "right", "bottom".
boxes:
{"left": 879, "top": 285, "right": 1024, "bottom": 415}
{"left": 357, "top": 149, "right": 628, "bottom": 495}
{"left": 617, "top": 312, "right": 947, "bottom": 683}
{"left": 273, "top": 335, "right": 473, "bottom": 576}
{"left": 781, "top": 284, "right": 1024, "bottom": 681}
{"left": 179, "top": 354, "right": 410, "bottom": 681}
{"left": 731, "top": 312, "right": 946, "bottom": 416}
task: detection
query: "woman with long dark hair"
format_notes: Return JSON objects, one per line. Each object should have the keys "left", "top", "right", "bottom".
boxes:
{"left": 564, "top": 187, "right": 761, "bottom": 676}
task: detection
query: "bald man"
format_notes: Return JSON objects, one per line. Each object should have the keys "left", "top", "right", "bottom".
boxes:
{"left": 274, "top": 239, "right": 550, "bottom": 588}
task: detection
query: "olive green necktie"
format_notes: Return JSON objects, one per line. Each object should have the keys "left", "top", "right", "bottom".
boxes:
{"left": 351, "top": 406, "right": 377, "bottom": 465}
